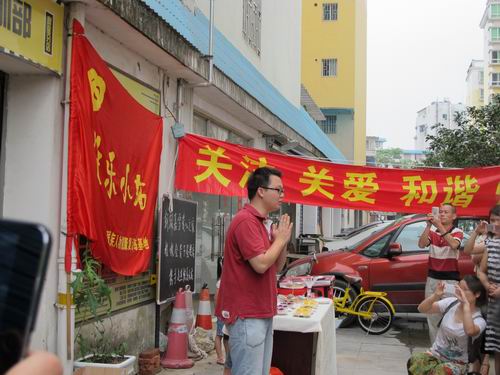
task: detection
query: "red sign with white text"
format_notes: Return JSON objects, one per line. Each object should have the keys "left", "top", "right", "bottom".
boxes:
{"left": 175, "top": 133, "right": 499, "bottom": 216}
{"left": 66, "top": 20, "right": 163, "bottom": 275}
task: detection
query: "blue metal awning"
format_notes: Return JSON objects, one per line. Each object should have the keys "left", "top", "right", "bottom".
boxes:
{"left": 141, "top": 0, "right": 346, "bottom": 162}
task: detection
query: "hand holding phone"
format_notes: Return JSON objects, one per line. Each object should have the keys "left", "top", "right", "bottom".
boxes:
{"left": 0, "top": 220, "right": 51, "bottom": 374}
{"left": 487, "top": 223, "right": 500, "bottom": 234}
{"left": 443, "top": 283, "right": 456, "bottom": 295}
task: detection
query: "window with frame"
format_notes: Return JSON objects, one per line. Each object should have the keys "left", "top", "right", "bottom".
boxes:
{"left": 492, "top": 50, "right": 500, "bottom": 64}
{"left": 393, "top": 222, "right": 429, "bottom": 252}
{"left": 361, "top": 233, "right": 393, "bottom": 258}
{"left": 242, "top": 0, "right": 261, "bottom": 55}
{"left": 320, "top": 115, "right": 337, "bottom": 134}
{"left": 492, "top": 73, "right": 500, "bottom": 86}
{"left": 491, "top": 3, "right": 500, "bottom": 18}
{"left": 480, "top": 88, "right": 484, "bottom": 101}
{"left": 323, "top": 3, "right": 338, "bottom": 21}
{"left": 193, "top": 113, "right": 248, "bottom": 145}
{"left": 442, "top": 114, "right": 447, "bottom": 120}
{"left": 491, "top": 27, "right": 500, "bottom": 42}
{"left": 479, "top": 71, "right": 484, "bottom": 85}
{"left": 322, "top": 58, "right": 337, "bottom": 77}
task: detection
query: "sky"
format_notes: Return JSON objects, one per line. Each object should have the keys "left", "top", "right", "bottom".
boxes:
{"left": 367, "top": 0, "right": 485, "bottom": 149}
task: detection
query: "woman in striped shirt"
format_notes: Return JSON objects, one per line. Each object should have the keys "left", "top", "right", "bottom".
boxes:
{"left": 476, "top": 205, "right": 500, "bottom": 375}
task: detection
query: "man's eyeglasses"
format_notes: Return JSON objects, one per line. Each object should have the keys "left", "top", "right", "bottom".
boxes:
{"left": 261, "top": 186, "right": 285, "bottom": 195}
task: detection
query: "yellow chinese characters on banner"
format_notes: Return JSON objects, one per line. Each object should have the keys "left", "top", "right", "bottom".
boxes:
{"left": 106, "top": 230, "right": 150, "bottom": 251}
{"left": 299, "top": 166, "right": 335, "bottom": 200}
{"left": 342, "top": 173, "right": 379, "bottom": 204}
{"left": 442, "top": 175, "right": 480, "bottom": 208}
{"left": 401, "top": 175, "right": 480, "bottom": 208}
{"left": 89, "top": 68, "right": 149, "bottom": 211}
{"left": 176, "top": 133, "right": 500, "bottom": 216}
{"left": 194, "top": 146, "right": 232, "bottom": 187}
{"left": 239, "top": 156, "right": 270, "bottom": 188}
{"left": 94, "top": 131, "right": 149, "bottom": 211}
{"left": 401, "top": 176, "right": 438, "bottom": 206}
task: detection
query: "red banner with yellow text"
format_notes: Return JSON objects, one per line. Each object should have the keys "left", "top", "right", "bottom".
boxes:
{"left": 175, "top": 133, "right": 500, "bottom": 216}
{"left": 66, "top": 20, "right": 163, "bottom": 275}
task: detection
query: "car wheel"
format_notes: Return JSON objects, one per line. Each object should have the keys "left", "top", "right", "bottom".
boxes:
{"left": 332, "top": 279, "right": 358, "bottom": 328}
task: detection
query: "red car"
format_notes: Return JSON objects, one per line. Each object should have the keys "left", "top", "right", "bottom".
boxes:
{"left": 283, "top": 215, "right": 480, "bottom": 317}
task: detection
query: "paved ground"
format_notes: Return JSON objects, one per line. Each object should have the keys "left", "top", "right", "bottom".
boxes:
{"left": 336, "top": 315, "right": 430, "bottom": 375}
{"left": 159, "top": 315, "right": 494, "bottom": 375}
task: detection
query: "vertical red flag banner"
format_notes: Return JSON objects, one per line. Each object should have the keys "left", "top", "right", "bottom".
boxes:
{"left": 66, "top": 20, "right": 163, "bottom": 275}
{"left": 175, "top": 133, "right": 500, "bottom": 217}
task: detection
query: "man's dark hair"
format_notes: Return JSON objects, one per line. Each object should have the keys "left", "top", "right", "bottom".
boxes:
{"left": 489, "top": 204, "right": 500, "bottom": 219}
{"left": 247, "top": 167, "right": 282, "bottom": 200}
{"left": 463, "top": 275, "right": 487, "bottom": 307}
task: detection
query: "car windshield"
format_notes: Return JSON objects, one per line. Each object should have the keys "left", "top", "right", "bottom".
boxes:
{"left": 325, "top": 221, "right": 394, "bottom": 243}
{"left": 333, "top": 221, "right": 384, "bottom": 239}
{"left": 340, "top": 216, "right": 480, "bottom": 252}
{"left": 341, "top": 221, "right": 394, "bottom": 251}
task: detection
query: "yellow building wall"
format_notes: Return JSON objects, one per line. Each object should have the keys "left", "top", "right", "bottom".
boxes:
{"left": 485, "top": 65, "right": 500, "bottom": 104}
{"left": 353, "top": 0, "right": 367, "bottom": 164}
{"left": 467, "top": 88, "right": 484, "bottom": 107}
{"left": 301, "top": 0, "right": 366, "bottom": 164}
{"left": 302, "top": 0, "right": 355, "bottom": 108}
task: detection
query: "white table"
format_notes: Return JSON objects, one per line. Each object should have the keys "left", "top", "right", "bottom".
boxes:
{"left": 272, "top": 299, "right": 337, "bottom": 375}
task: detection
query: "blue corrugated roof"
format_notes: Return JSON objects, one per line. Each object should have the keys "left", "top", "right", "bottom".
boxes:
{"left": 141, "top": 0, "right": 346, "bottom": 162}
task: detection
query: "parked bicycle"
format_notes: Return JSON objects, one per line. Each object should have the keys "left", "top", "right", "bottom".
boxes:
{"left": 332, "top": 274, "right": 395, "bottom": 335}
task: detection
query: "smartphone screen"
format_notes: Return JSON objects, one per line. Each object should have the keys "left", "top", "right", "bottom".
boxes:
{"left": 487, "top": 223, "right": 500, "bottom": 234}
{"left": 443, "top": 283, "right": 456, "bottom": 295}
{"left": 0, "top": 221, "right": 51, "bottom": 374}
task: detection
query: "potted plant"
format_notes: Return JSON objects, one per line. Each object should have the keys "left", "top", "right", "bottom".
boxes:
{"left": 72, "top": 248, "right": 136, "bottom": 374}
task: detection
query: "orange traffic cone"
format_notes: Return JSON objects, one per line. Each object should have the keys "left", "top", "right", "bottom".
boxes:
{"left": 195, "top": 284, "right": 213, "bottom": 330}
{"left": 161, "top": 289, "right": 194, "bottom": 369}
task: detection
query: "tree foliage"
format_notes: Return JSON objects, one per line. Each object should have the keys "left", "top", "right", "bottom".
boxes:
{"left": 376, "top": 148, "right": 402, "bottom": 166}
{"left": 424, "top": 95, "right": 500, "bottom": 168}
{"left": 375, "top": 148, "right": 420, "bottom": 168}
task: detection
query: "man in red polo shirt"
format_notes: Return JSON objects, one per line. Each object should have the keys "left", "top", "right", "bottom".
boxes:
{"left": 418, "top": 203, "right": 464, "bottom": 343}
{"left": 215, "top": 167, "right": 293, "bottom": 375}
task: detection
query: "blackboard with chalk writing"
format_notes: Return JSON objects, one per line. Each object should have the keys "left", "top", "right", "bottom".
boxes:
{"left": 157, "top": 195, "right": 196, "bottom": 304}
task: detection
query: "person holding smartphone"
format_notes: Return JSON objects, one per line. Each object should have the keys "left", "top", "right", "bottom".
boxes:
{"left": 407, "top": 276, "right": 487, "bottom": 375}
{"left": 464, "top": 212, "right": 498, "bottom": 375}
{"left": 418, "top": 204, "right": 464, "bottom": 343}
{"left": 476, "top": 205, "right": 500, "bottom": 375}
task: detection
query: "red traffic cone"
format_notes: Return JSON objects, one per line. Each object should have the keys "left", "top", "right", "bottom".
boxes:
{"left": 195, "top": 284, "right": 213, "bottom": 330}
{"left": 161, "top": 289, "right": 194, "bottom": 369}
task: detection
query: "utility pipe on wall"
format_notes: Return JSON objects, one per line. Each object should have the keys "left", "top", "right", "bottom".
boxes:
{"left": 185, "top": 0, "right": 214, "bottom": 88}
{"left": 57, "top": 2, "right": 85, "bottom": 373}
